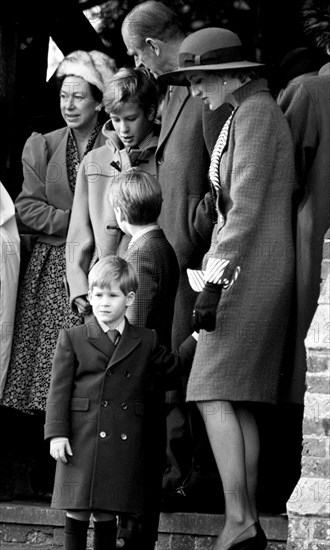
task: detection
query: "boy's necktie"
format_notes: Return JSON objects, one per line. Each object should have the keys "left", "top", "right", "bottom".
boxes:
{"left": 107, "top": 329, "right": 120, "bottom": 345}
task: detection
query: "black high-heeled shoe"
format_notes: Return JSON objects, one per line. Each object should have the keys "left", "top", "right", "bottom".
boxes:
{"left": 213, "top": 522, "right": 267, "bottom": 550}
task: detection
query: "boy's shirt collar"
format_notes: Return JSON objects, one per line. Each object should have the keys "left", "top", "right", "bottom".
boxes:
{"left": 135, "top": 130, "right": 154, "bottom": 150}
{"left": 129, "top": 225, "right": 159, "bottom": 245}
{"left": 97, "top": 317, "right": 125, "bottom": 335}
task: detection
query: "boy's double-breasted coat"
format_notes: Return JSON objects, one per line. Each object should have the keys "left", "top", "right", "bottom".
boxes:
{"left": 44, "top": 315, "right": 195, "bottom": 516}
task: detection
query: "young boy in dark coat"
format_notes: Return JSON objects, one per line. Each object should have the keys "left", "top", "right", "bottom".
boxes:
{"left": 108, "top": 167, "right": 179, "bottom": 347}
{"left": 44, "top": 256, "right": 196, "bottom": 550}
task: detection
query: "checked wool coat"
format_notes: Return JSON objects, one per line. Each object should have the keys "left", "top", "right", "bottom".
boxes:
{"left": 187, "top": 79, "right": 295, "bottom": 405}
{"left": 44, "top": 315, "right": 196, "bottom": 516}
{"left": 125, "top": 228, "right": 179, "bottom": 347}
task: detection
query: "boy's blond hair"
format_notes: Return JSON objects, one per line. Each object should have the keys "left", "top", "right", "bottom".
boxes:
{"left": 103, "top": 67, "right": 158, "bottom": 116}
{"left": 88, "top": 256, "right": 138, "bottom": 294}
{"left": 109, "top": 168, "right": 162, "bottom": 225}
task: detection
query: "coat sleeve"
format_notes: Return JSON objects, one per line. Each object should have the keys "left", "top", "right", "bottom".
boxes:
{"left": 15, "top": 132, "right": 71, "bottom": 237}
{"left": 125, "top": 247, "right": 159, "bottom": 327}
{"left": 151, "top": 331, "right": 196, "bottom": 390}
{"left": 209, "top": 99, "right": 282, "bottom": 281}
{"left": 66, "top": 157, "right": 95, "bottom": 309}
{"left": 277, "top": 81, "right": 318, "bottom": 186}
{"left": 44, "top": 329, "right": 76, "bottom": 440}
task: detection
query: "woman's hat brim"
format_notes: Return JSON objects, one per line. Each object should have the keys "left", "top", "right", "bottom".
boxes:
{"left": 159, "top": 60, "right": 264, "bottom": 86}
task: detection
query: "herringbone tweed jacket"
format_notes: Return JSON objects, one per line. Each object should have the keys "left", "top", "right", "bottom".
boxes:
{"left": 125, "top": 228, "right": 179, "bottom": 348}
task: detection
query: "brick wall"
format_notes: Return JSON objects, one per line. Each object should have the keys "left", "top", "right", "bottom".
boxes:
{"left": 286, "top": 229, "right": 330, "bottom": 550}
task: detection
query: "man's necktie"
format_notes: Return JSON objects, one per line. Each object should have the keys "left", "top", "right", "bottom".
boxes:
{"left": 107, "top": 329, "right": 120, "bottom": 345}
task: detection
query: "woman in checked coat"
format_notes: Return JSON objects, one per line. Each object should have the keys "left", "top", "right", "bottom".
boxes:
{"left": 160, "top": 28, "right": 295, "bottom": 550}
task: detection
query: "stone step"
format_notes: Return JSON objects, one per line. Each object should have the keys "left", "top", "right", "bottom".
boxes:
{"left": 0, "top": 501, "right": 288, "bottom": 549}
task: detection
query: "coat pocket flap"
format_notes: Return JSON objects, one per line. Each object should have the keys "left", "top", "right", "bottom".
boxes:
{"left": 135, "top": 401, "right": 144, "bottom": 415}
{"left": 70, "top": 397, "right": 90, "bottom": 411}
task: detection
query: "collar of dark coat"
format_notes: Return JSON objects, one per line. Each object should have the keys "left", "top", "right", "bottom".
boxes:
{"left": 157, "top": 86, "right": 190, "bottom": 151}
{"left": 126, "top": 228, "right": 164, "bottom": 250}
{"left": 85, "top": 314, "right": 141, "bottom": 364}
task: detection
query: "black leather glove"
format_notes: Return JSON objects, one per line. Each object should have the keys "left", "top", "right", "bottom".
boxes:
{"left": 191, "top": 282, "right": 223, "bottom": 332}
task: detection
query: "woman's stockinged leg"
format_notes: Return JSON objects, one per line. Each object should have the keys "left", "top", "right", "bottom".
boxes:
{"left": 197, "top": 400, "right": 257, "bottom": 549}
{"left": 236, "top": 405, "right": 260, "bottom": 522}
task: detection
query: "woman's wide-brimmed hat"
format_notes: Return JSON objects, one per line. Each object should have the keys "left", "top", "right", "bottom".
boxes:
{"left": 56, "top": 50, "right": 116, "bottom": 94}
{"left": 160, "top": 27, "right": 264, "bottom": 86}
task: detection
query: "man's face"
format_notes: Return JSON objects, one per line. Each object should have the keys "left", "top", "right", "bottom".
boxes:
{"left": 122, "top": 27, "right": 164, "bottom": 78}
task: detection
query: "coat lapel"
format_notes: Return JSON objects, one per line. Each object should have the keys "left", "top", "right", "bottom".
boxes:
{"left": 47, "top": 129, "right": 72, "bottom": 204}
{"left": 157, "top": 86, "right": 190, "bottom": 152}
{"left": 85, "top": 314, "right": 115, "bottom": 357}
{"left": 109, "top": 320, "right": 141, "bottom": 368}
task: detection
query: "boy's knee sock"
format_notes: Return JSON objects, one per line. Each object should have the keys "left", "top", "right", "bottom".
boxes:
{"left": 93, "top": 519, "right": 117, "bottom": 550}
{"left": 64, "top": 516, "right": 89, "bottom": 550}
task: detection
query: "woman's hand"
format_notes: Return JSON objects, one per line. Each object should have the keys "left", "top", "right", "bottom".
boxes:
{"left": 74, "top": 296, "right": 92, "bottom": 315}
{"left": 50, "top": 437, "right": 73, "bottom": 463}
{"left": 192, "top": 282, "right": 223, "bottom": 332}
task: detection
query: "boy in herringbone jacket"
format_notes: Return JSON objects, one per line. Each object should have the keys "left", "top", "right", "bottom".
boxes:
{"left": 109, "top": 168, "right": 179, "bottom": 347}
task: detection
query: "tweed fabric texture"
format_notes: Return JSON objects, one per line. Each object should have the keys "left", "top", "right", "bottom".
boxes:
{"left": 187, "top": 79, "right": 295, "bottom": 404}
{"left": 125, "top": 229, "right": 179, "bottom": 347}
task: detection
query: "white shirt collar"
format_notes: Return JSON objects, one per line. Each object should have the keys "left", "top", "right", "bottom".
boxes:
{"left": 129, "top": 224, "right": 159, "bottom": 245}
{"left": 98, "top": 317, "right": 125, "bottom": 335}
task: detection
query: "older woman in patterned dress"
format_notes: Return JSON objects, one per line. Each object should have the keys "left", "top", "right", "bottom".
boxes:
{"left": 1, "top": 51, "right": 116, "bottom": 415}
{"left": 161, "top": 28, "right": 295, "bottom": 550}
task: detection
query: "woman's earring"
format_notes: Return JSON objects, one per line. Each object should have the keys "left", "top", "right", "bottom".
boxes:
{"left": 95, "top": 105, "right": 102, "bottom": 112}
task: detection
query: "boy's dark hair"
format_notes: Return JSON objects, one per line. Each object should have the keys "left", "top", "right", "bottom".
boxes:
{"left": 108, "top": 168, "right": 163, "bottom": 225}
{"left": 103, "top": 67, "right": 158, "bottom": 116}
{"left": 88, "top": 256, "right": 138, "bottom": 294}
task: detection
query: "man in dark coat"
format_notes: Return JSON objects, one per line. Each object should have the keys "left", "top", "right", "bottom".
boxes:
{"left": 278, "top": 0, "right": 330, "bottom": 404}
{"left": 122, "top": 1, "right": 232, "bottom": 506}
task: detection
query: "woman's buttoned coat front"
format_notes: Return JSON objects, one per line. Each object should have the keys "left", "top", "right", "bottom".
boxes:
{"left": 44, "top": 315, "right": 195, "bottom": 515}
{"left": 187, "top": 80, "right": 295, "bottom": 405}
